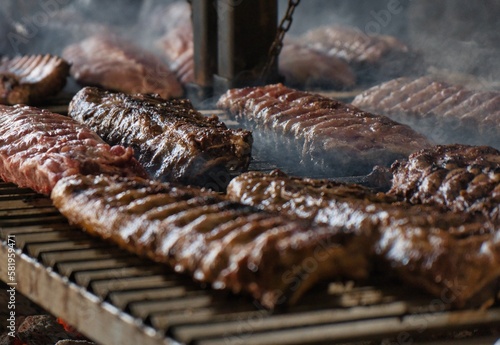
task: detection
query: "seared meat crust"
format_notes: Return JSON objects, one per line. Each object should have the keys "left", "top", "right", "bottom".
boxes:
{"left": 0, "top": 55, "right": 69, "bottom": 105}
{"left": 217, "top": 83, "right": 430, "bottom": 176}
{"left": 0, "top": 105, "right": 147, "bottom": 195}
{"left": 227, "top": 170, "right": 500, "bottom": 308}
{"left": 389, "top": 144, "right": 500, "bottom": 222}
{"left": 52, "top": 174, "right": 373, "bottom": 308}
{"left": 69, "top": 87, "right": 252, "bottom": 188}
{"left": 352, "top": 77, "right": 500, "bottom": 148}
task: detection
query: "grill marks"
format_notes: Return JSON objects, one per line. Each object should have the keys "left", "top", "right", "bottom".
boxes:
{"left": 0, "top": 105, "right": 147, "bottom": 195}
{"left": 69, "top": 87, "right": 252, "bottom": 188}
{"left": 217, "top": 83, "right": 430, "bottom": 176}
{"left": 51, "top": 174, "right": 374, "bottom": 309}
{"left": 352, "top": 77, "right": 500, "bottom": 148}
{"left": 63, "top": 34, "right": 183, "bottom": 99}
{"left": 389, "top": 144, "right": 500, "bottom": 222}
{"left": 226, "top": 170, "right": 500, "bottom": 308}
{"left": 0, "top": 55, "right": 69, "bottom": 105}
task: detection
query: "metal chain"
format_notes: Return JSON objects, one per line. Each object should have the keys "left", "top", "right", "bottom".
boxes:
{"left": 260, "top": 0, "right": 301, "bottom": 81}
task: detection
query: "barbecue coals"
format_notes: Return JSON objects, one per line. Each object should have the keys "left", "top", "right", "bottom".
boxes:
{"left": 217, "top": 83, "right": 431, "bottom": 177}
{"left": 298, "top": 25, "right": 416, "bottom": 84}
{"left": 69, "top": 87, "right": 252, "bottom": 189}
{"left": 227, "top": 169, "right": 500, "bottom": 308}
{"left": 51, "top": 174, "right": 373, "bottom": 309}
{"left": 0, "top": 55, "right": 69, "bottom": 105}
{"left": 389, "top": 144, "right": 500, "bottom": 223}
{"left": 352, "top": 76, "right": 500, "bottom": 149}
{"left": 0, "top": 105, "right": 147, "bottom": 195}
{"left": 62, "top": 34, "right": 183, "bottom": 99}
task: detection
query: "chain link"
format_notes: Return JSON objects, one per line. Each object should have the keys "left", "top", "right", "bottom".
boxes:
{"left": 260, "top": 0, "right": 301, "bottom": 81}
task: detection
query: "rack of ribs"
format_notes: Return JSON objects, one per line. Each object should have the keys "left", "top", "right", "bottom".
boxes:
{"left": 0, "top": 105, "right": 147, "bottom": 195}
{"left": 298, "top": 25, "right": 414, "bottom": 83}
{"left": 227, "top": 170, "right": 500, "bottom": 308}
{"left": 63, "top": 34, "right": 183, "bottom": 99}
{"left": 69, "top": 87, "right": 252, "bottom": 189}
{"left": 51, "top": 174, "right": 374, "bottom": 309}
{"left": 0, "top": 55, "right": 69, "bottom": 105}
{"left": 352, "top": 77, "right": 500, "bottom": 148}
{"left": 217, "top": 83, "right": 430, "bottom": 177}
{"left": 389, "top": 144, "right": 500, "bottom": 222}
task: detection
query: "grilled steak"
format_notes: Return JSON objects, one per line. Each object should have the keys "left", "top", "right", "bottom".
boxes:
{"left": 217, "top": 83, "right": 430, "bottom": 177}
{"left": 0, "top": 55, "right": 69, "bottom": 105}
{"left": 389, "top": 144, "right": 500, "bottom": 222}
{"left": 299, "top": 25, "right": 413, "bottom": 83}
{"left": 279, "top": 42, "right": 356, "bottom": 90}
{"left": 352, "top": 77, "right": 500, "bottom": 148}
{"left": 63, "top": 35, "right": 183, "bottom": 99}
{"left": 227, "top": 170, "right": 500, "bottom": 308}
{"left": 0, "top": 105, "right": 147, "bottom": 195}
{"left": 51, "top": 174, "right": 373, "bottom": 308}
{"left": 69, "top": 87, "right": 252, "bottom": 189}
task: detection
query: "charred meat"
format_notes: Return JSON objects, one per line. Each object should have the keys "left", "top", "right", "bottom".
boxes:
{"left": 69, "top": 87, "right": 252, "bottom": 188}
{"left": 217, "top": 83, "right": 430, "bottom": 177}
{"left": 389, "top": 144, "right": 500, "bottom": 222}
{"left": 63, "top": 35, "right": 183, "bottom": 99}
{"left": 352, "top": 77, "right": 500, "bottom": 148}
{"left": 227, "top": 170, "right": 500, "bottom": 308}
{"left": 0, "top": 105, "right": 147, "bottom": 195}
{"left": 51, "top": 174, "right": 373, "bottom": 308}
{"left": 0, "top": 55, "right": 69, "bottom": 105}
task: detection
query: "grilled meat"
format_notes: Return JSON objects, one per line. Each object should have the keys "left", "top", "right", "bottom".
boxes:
{"left": 69, "top": 87, "right": 252, "bottom": 189}
{"left": 217, "top": 83, "right": 430, "bottom": 177}
{"left": 299, "top": 25, "right": 413, "bottom": 83}
{"left": 227, "top": 170, "right": 500, "bottom": 308}
{"left": 63, "top": 35, "right": 183, "bottom": 99}
{"left": 156, "top": 22, "right": 195, "bottom": 85}
{"left": 0, "top": 105, "right": 147, "bottom": 195}
{"left": 279, "top": 43, "right": 356, "bottom": 90}
{"left": 51, "top": 174, "right": 373, "bottom": 308}
{"left": 389, "top": 144, "right": 500, "bottom": 222}
{"left": 352, "top": 77, "right": 500, "bottom": 148}
{"left": 0, "top": 55, "right": 69, "bottom": 105}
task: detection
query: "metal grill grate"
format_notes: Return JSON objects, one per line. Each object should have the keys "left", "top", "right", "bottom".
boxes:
{"left": 1, "top": 182, "right": 499, "bottom": 345}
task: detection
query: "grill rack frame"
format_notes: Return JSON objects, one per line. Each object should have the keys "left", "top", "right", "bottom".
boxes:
{"left": 0, "top": 182, "right": 500, "bottom": 345}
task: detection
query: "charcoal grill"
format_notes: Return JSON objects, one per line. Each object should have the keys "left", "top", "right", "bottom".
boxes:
{"left": 1, "top": 178, "right": 500, "bottom": 345}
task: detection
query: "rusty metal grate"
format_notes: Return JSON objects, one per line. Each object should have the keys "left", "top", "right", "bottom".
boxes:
{"left": 1, "top": 182, "right": 500, "bottom": 345}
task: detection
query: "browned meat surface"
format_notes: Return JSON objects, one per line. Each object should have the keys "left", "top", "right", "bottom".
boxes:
{"left": 69, "top": 87, "right": 252, "bottom": 189}
{"left": 156, "top": 22, "right": 194, "bottom": 85}
{"left": 279, "top": 43, "right": 356, "bottom": 90}
{"left": 0, "top": 55, "right": 69, "bottom": 105}
{"left": 51, "top": 174, "right": 373, "bottom": 308}
{"left": 299, "top": 25, "right": 412, "bottom": 82}
{"left": 227, "top": 170, "right": 500, "bottom": 308}
{"left": 0, "top": 105, "right": 147, "bottom": 195}
{"left": 63, "top": 35, "right": 183, "bottom": 99}
{"left": 217, "top": 83, "right": 430, "bottom": 177}
{"left": 352, "top": 77, "right": 500, "bottom": 148}
{"left": 389, "top": 144, "right": 500, "bottom": 222}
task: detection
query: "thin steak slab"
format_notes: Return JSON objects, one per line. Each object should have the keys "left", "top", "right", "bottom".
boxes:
{"left": 69, "top": 87, "right": 252, "bottom": 189}
{"left": 217, "top": 83, "right": 430, "bottom": 177}
{"left": 0, "top": 105, "right": 147, "bottom": 195}
{"left": 52, "top": 174, "right": 373, "bottom": 308}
